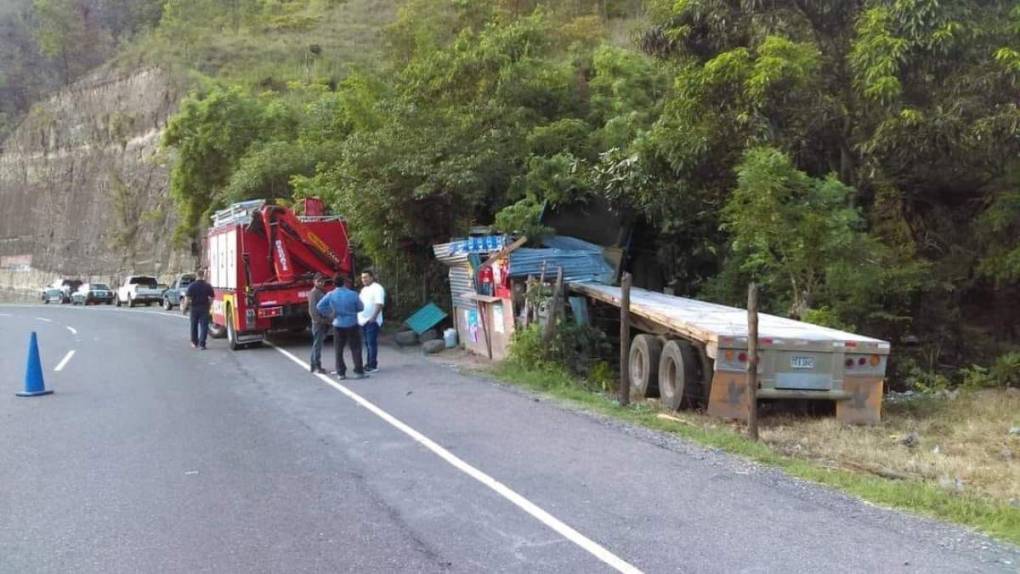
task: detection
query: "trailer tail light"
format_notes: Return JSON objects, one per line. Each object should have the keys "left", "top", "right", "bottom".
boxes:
{"left": 844, "top": 354, "right": 886, "bottom": 374}
{"left": 258, "top": 306, "right": 283, "bottom": 319}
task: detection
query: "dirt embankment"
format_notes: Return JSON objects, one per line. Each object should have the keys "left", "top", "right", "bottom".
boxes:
{"left": 0, "top": 66, "right": 193, "bottom": 293}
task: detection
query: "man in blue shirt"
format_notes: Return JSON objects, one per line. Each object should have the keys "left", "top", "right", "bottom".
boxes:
{"left": 316, "top": 274, "right": 366, "bottom": 379}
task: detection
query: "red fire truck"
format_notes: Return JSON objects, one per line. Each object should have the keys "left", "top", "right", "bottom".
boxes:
{"left": 206, "top": 198, "right": 352, "bottom": 350}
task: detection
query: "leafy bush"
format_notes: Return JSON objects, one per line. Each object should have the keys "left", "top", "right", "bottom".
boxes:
{"left": 959, "top": 352, "right": 1020, "bottom": 389}
{"left": 904, "top": 366, "right": 952, "bottom": 395}
{"left": 509, "top": 323, "right": 612, "bottom": 389}
{"left": 990, "top": 352, "right": 1020, "bottom": 388}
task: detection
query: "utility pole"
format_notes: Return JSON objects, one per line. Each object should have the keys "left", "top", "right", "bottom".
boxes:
{"left": 619, "top": 272, "right": 632, "bottom": 406}
{"left": 747, "top": 283, "right": 760, "bottom": 441}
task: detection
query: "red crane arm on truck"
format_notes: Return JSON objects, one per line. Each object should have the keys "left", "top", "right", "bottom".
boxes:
{"left": 259, "top": 205, "right": 350, "bottom": 283}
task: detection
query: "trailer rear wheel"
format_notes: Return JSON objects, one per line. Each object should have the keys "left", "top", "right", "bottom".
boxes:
{"left": 659, "top": 340, "right": 700, "bottom": 411}
{"left": 629, "top": 334, "right": 663, "bottom": 399}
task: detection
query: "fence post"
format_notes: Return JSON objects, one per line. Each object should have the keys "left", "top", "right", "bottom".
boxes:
{"left": 619, "top": 272, "right": 632, "bottom": 406}
{"left": 543, "top": 267, "right": 564, "bottom": 344}
{"left": 524, "top": 274, "right": 534, "bottom": 327}
{"left": 747, "top": 282, "right": 759, "bottom": 441}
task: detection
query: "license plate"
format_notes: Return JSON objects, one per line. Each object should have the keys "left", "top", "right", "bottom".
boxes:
{"left": 791, "top": 356, "right": 815, "bottom": 369}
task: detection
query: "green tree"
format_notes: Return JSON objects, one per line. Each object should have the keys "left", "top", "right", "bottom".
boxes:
{"left": 33, "top": 0, "right": 111, "bottom": 83}
{"left": 161, "top": 85, "right": 266, "bottom": 240}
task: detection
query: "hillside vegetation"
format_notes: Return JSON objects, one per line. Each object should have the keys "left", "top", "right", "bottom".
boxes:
{"left": 158, "top": 0, "right": 1020, "bottom": 390}
{"left": 3, "top": 0, "right": 1019, "bottom": 390}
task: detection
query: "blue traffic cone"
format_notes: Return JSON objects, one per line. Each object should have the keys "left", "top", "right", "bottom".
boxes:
{"left": 17, "top": 332, "right": 53, "bottom": 397}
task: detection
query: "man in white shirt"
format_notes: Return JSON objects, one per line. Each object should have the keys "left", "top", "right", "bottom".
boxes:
{"left": 358, "top": 269, "right": 386, "bottom": 373}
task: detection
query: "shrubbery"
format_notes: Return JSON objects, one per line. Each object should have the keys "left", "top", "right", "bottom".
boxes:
{"left": 508, "top": 323, "right": 614, "bottom": 392}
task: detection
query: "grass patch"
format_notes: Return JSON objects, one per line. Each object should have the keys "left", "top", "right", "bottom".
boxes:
{"left": 492, "top": 362, "right": 1020, "bottom": 546}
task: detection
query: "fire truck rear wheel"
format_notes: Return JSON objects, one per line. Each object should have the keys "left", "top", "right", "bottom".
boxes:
{"left": 629, "top": 334, "right": 663, "bottom": 400}
{"left": 226, "top": 306, "right": 240, "bottom": 351}
{"left": 658, "top": 340, "right": 700, "bottom": 411}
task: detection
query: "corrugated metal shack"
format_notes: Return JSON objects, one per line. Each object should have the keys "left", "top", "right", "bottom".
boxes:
{"left": 433, "top": 236, "right": 514, "bottom": 360}
{"left": 433, "top": 235, "right": 615, "bottom": 361}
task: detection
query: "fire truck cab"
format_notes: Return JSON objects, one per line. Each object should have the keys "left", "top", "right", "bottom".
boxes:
{"left": 206, "top": 198, "right": 352, "bottom": 350}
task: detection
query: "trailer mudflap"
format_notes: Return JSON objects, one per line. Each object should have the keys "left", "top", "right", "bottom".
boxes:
{"left": 707, "top": 372, "right": 884, "bottom": 425}
{"left": 706, "top": 372, "right": 751, "bottom": 421}
{"left": 836, "top": 378, "right": 883, "bottom": 425}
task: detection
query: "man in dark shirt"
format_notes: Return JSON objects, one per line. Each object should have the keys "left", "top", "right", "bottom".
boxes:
{"left": 307, "top": 273, "right": 331, "bottom": 374}
{"left": 183, "top": 269, "right": 215, "bottom": 350}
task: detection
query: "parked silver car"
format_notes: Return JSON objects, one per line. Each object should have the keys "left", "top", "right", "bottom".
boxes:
{"left": 71, "top": 283, "right": 115, "bottom": 305}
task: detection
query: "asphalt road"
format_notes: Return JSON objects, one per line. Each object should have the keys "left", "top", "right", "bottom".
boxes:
{"left": 1, "top": 304, "right": 1017, "bottom": 573}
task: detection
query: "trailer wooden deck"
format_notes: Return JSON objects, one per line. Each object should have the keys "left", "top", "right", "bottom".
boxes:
{"left": 570, "top": 282, "right": 890, "bottom": 356}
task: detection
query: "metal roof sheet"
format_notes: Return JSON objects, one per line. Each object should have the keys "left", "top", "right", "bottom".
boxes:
{"left": 448, "top": 265, "right": 477, "bottom": 310}
{"left": 509, "top": 248, "right": 614, "bottom": 284}
{"left": 405, "top": 302, "right": 448, "bottom": 334}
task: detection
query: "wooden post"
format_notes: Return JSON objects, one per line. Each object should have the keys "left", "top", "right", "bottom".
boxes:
{"left": 523, "top": 274, "right": 534, "bottom": 327}
{"left": 747, "top": 282, "right": 760, "bottom": 441}
{"left": 478, "top": 301, "right": 493, "bottom": 360}
{"left": 543, "top": 267, "right": 564, "bottom": 344}
{"left": 619, "top": 272, "right": 632, "bottom": 406}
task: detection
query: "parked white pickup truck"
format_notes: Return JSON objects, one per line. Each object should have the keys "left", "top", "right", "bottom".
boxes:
{"left": 116, "top": 275, "right": 163, "bottom": 308}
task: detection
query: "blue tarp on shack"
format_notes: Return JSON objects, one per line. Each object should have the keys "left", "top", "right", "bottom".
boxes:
{"left": 509, "top": 236, "right": 614, "bottom": 284}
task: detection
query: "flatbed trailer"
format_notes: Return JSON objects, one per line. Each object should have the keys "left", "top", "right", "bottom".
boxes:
{"left": 571, "top": 282, "right": 890, "bottom": 424}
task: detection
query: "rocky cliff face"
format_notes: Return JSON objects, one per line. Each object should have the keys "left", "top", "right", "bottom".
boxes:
{"left": 0, "top": 66, "right": 191, "bottom": 292}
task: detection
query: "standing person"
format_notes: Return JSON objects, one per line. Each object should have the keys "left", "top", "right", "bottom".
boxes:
{"left": 307, "top": 273, "right": 331, "bottom": 374}
{"left": 358, "top": 270, "right": 386, "bottom": 373}
{"left": 316, "top": 275, "right": 366, "bottom": 380}
{"left": 182, "top": 269, "right": 215, "bottom": 350}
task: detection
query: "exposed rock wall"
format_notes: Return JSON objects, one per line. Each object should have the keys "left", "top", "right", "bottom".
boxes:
{"left": 0, "top": 66, "right": 191, "bottom": 291}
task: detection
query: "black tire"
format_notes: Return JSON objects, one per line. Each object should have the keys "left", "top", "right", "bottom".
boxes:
{"left": 127, "top": 296, "right": 135, "bottom": 308}
{"left": 226, "top": 305, "right": 240, "bottom": 351}
{"left": 106, "top": 301, "right": 113, "bottom": 305}
{"left": 658, "top": 340, "right": 701, "bottom": 411}
{"left": 695, "top": 345, "right": 714, "bottom": 407}
{"left": 163, "top": 298, "right": 173, "bottom": 311}
{"left": 629, "top": 334, "right": 663, "bottom": 399}
{"left": 115, "top": 296, "right": 122, "bottom": 307}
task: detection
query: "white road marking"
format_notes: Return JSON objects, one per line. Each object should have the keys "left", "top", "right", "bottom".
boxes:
{"left": 35, "top": 317, "right": 53, "bottom": 323}
{"left": 54, "top": 350, "right": 76, "bottom": 372}
{"left": 0, "top": 313, "right": 11, "bottom": 317}
{"left": 6, "top": 305, "right": 640, "bottom": 571}
{"left": 270, "top": 344, "right": 643, "bottom": 574}
{"left": 66, "top": 326, "right": 78, "bottom": 335}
